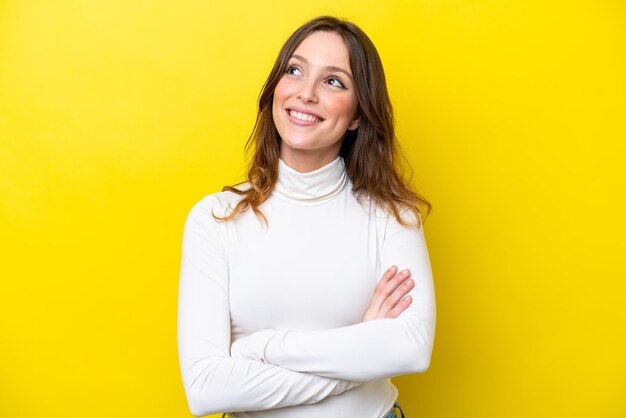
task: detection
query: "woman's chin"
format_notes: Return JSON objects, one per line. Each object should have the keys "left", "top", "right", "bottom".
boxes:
{"left": 280, "top": 140, "right": 319, "bottom": 153}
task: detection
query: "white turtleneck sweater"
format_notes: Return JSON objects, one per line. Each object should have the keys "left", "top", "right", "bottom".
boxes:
{"left": 177, "top": 156, "right": 436, "bottom": 418}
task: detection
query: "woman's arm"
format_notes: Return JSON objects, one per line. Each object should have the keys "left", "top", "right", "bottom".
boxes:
{"left": 230, "top": 210, "right": 436, "bottom": 382}
{"left": 178, "top": 199, "right": 360, "bottom": 416}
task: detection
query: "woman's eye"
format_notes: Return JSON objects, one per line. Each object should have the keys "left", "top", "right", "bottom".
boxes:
{"left": 286, "top": 66, "right": 302, "bottom": 76}
{"left": 327, "top": 77, "right": 345, "bottom": 89}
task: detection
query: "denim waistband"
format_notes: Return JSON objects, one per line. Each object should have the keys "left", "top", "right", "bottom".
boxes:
{"left": 222, "top": 401, "right": 406, "bottom": 418}
{"left": 382, "top": 402, "right": 406, "bottom": 418}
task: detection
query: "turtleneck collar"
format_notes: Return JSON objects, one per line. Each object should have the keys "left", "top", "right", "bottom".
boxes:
{"left": 274, "top": 156, "right": 348, "bottom": 205}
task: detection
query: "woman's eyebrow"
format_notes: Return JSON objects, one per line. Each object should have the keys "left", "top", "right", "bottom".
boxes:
{"left": 291, "top": 54, "right": 353, "bottom": 80}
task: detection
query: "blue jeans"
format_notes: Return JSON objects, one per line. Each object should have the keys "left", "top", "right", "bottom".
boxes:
{"left": 382, "top": 402, "right": 406, "bottom": 418}
{"left": 221, "top": 401, "right": 405, "bottom": 418}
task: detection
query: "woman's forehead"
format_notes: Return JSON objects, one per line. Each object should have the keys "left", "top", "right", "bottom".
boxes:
{"left": 291, "top": 31, "right": 352, "bottom": 74}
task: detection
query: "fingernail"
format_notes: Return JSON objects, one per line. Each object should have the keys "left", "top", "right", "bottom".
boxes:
{"left": 402, "top": 269, "right": 410, "bottom": 275}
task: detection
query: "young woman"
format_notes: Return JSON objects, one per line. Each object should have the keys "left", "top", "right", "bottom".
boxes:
{"left": 177, "top": 16, "right": 436, "bottom": 418}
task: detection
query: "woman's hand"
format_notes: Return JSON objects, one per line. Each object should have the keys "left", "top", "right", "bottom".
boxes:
{"left": 362, "top": 265, "right": 414, "bottom": 322}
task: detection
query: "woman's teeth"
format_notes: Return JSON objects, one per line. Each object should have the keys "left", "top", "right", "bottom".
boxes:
{"left": 289, "top": 110, "right": 322, "bottom": 123}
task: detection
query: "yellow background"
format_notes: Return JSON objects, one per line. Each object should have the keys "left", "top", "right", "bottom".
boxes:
{"left": 1, "top": 1, "right": 624, "bottom": 417}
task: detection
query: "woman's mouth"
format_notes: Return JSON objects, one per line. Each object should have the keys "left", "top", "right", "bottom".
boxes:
{"left": 287, "top": 109, "right": 324, "bottom": 124}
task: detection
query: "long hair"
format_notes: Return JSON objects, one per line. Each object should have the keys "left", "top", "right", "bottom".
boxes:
{"left": 214, "top": 16, "right": 431, "bottom": 227}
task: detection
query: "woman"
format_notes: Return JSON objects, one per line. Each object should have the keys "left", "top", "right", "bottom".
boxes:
{"left": 177, "top": 16, "right": 436, "bottom": 418}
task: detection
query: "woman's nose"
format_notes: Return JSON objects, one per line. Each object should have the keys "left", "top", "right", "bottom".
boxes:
{"left": 297, "top": 80, "right": 318, "bottom": 104}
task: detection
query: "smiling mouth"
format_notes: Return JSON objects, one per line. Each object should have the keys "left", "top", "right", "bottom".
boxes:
{"left": 287, "top": 109, "right": 324, "bottom": 123}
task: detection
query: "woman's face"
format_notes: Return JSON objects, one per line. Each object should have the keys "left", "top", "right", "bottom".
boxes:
{"left": 272, "top": 31, "right": 360, "bottom": 171}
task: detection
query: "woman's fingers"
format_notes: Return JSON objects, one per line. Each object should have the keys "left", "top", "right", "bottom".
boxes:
{"left": 363, "top": 266, "right": 414, "bottom": 322}
{"left": 385, "top": 295, "right": 412, "bottom": 319}
{"left": 381, "top": 278, "right": 414, "bottom": 318}
{"left": 368, "top": 265, "right": 398, "bottom": 311}
{"left": 376, "top": 269, "right": 411, "bottom": 309}
{"left": 382, "top": 277, "right": 414, "bottom": 310}
{"left": 363, "top": 266, "right": 398, "bottom": 322}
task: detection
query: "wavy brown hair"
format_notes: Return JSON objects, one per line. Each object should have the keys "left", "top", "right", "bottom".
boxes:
{"left": 214, "top": 16, "right": 431, "bottom": 227}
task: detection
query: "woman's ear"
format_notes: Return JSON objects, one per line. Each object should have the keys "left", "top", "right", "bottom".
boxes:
{"left": 348, "top": 116, "right": 361, "bottom": 131}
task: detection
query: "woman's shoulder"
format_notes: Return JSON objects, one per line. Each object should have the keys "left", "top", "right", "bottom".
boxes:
{"left": 354, "top": 192, "right": 423, "bottom": 231}
{"left": 353, "top": 191, "right": 411, "bottom": 220}
{"left": 186, "top": 183, "right": 251, "bottom": 222}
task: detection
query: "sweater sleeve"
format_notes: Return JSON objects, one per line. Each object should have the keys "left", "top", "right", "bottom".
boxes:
{"left": 177, "top": 199, "right": 361, "bottom": 417}
{"left": 230, "top": 209, "right": 436, "bottom": 382}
